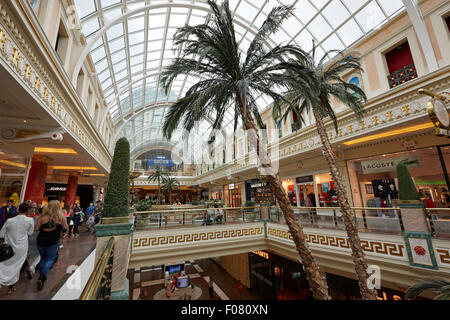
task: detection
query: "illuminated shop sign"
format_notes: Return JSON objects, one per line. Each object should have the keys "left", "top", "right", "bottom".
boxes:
{"left": 48, "top": 186, "right": 66, "bottom": 191}
{"left": 361, "top": 155, "right": 421, "bottom": 174}
{"left": 295, "top": 175, "right": 314, "bottom": 184}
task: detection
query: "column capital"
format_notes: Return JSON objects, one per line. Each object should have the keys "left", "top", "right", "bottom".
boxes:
{"left": 32, "top": 155, "right": 52, "bottom": 164}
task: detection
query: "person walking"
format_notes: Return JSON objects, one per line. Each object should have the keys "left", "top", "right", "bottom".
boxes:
{"left": 0, "top": 199, "right": 17, "bottom": 230}
{"left": 35, "top": 200, "right": 68, "bottom": 290}
{"left": 208, "top": 277, "right": 214, "bottom": 298}
{"left": 72, "top": 203, "right": 82, "bottom": 238}
{"left": 0, "top": 203, "right": 34, "bottom": 294}
{"left": 26, "top": 205, "right": 42, "bottom": 280}
{"left": 237, "top": 280, "right": 244, "bottom": 299}
{"left": 93, "top": 201, "right": 103, "bottom": 225}
{"left": 84, "top": 202, "right": 94, "bottom": 231}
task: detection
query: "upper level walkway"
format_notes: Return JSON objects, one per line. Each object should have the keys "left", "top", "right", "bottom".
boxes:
{"left": 131, "top": 206, "right": 450, "bottom": 290}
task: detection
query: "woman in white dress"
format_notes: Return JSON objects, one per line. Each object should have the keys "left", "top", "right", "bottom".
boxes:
{"left": 0, "top": 203, "right": 34, "bottom": 294}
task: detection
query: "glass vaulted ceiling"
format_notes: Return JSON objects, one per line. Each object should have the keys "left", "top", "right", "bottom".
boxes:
{"left": 74, "top": 0, "right": 405, "bottom": 150}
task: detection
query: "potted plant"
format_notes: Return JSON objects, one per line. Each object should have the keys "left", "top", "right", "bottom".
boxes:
{"left": 135, "top": 200, "right": 152, "bottom": 228}
{"left": 102, "top": 137, "right": 130, "bottom": 224}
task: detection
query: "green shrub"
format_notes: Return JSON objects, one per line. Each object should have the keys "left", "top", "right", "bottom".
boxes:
{"left": 191, "top": 200, "right": 200, "bottom": 205}
{"left": 103, "top": 138, "right": 130, "bottom": 217}
{"left": 135, "top": 200, "right": 152, "bottom": 211}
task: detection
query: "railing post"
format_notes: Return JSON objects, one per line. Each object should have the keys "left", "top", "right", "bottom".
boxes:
{"left": 425, "top": 209, "right": 436, "bottom": 237}
{"left": 333, "top": 209, "right": 338, "bottom": 229}
{"left": 183, "top": 212, "right": 185, "bottom": 225}
{"left": 397, "top": 209, "right": 405, "bottom": 234}
{"left": 362, "top": 208, "right": 368, "bottom": 231}
{"left": 159, "top": 212, "right": 162, "bottom": 228}
{"left": 243, "top": 208, "right": 246, "bottom": 222}
{"left": 309, "top": 209, "right": 314, "bottom": 226}
{"left": 224, "top": 210, "right": 227, "bottom": 223}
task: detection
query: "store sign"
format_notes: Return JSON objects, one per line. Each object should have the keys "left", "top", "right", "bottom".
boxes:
{"left": 48, "top": 186, "right": 66, "bottom": 191}
{"left": 250, "top": 182, "right": 266, "bottom": 188}
{"left": 361, "top": 155, "right": 421, "bottom": 174}
{"left": 228, "top": 184, "right": 235, "bottom": 190}
{"left": 295, "top": 175, "right": 314, "bottom": 184}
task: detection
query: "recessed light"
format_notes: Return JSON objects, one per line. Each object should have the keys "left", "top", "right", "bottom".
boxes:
{"left": 23, "top": 120, "right": 27, "bottom": 123}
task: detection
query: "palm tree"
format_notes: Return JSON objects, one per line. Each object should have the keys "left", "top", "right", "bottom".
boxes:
{"left": 278, "top": 48, "right": 376, "bottom": 300}
{"left": 406, "top": 279, "right": 450, "bottom": 300}
{"left": 147, "top": 166, "right": 169, "bottom": 205}
{"left": 162, "top": 176, "right": 181, "bottom": 204}
{"left": 160, "top": 0, "right": 330, "bottom": 299}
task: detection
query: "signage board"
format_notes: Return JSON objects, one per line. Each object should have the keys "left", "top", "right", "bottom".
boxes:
{"left": 360, "top": 155, "right": 421, "bottom": 174}
{"left": 229, "top": 183, "right": 235, "bottom": 190}
{"left": 295, "top": 175, "right": 314, "bottom": 184}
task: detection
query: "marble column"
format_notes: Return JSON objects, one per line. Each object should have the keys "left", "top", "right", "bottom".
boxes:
{"left": 64, "top": 173, "right": 79, "bottom": 208}
{"left": 24, "top": 156, "right": 50, "bottom": 205}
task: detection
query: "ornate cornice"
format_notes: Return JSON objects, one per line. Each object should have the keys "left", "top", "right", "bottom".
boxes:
{"left": 0, "top": 1, "right": 112, "bottom": 171}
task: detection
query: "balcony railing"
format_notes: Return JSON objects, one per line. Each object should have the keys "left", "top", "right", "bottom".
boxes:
{"left": 387, "top": 64, "right": 417, "bottom": 88}
{"left": 133, "top": 206, "right": 450, "bottom": 239}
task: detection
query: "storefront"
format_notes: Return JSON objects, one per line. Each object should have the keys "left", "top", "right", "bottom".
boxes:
{"left": 0, "top": 151, "right": 27, "bottom": 207}
{"left": 224, "top": 183, "right": 242, "bottom": 207}
{"left": 245, "top": 179, "right": 275, "bottom": 205}
{"left": 44, "top": 183, "right": 94, "bottom": 209}
{"left": 291, "top": 173, "right": 338, "bottom": 209}
{"left": 249, "top": 251, "right": 313, "bottom": 300}
{"left": 281, "top": 178, "right": 297, "bottom": 206}
{"left": 347, "top": 145, "right": 450, "bottom": 215}
{"left": 325, "top": 273, "right": 425, "bottom": 300}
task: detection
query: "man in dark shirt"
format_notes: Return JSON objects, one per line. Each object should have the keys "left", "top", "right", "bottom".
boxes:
{"left": 0, "top": 200, "right": 17, "bottom": 229}
{"left": 93, "top": 201, "right": 103, "bottom": 225}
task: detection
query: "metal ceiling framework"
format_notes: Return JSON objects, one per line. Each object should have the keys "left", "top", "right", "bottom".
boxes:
{"left": 73, "top": 0, "right": 406, "bottom": 155}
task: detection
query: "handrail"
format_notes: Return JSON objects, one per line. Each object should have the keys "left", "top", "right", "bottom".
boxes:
{"left": 135, "top": 206, "right": 402, "bottom": 215}
{"left": 79, "top": 237, "right": 115, "bottom": 300}
{"left": 134, "top": 207, "right": 261, "bottom": 215}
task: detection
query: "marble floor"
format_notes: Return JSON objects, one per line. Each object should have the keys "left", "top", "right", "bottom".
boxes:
{"left": 0, "top": 226, "right": 97, "bottom": 300}
{"left": 128, "top": 258, "right": 271, "bottom": 301}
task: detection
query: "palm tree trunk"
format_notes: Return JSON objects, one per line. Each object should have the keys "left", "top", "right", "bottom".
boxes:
{"left": 314, "top": 112, "right": 377, "bottom": 300}
{"left": 158, "top": 177, "right": 161, "bottom": 205}
{"left": 236, "top": 94, "right": 331, "bottom": 300}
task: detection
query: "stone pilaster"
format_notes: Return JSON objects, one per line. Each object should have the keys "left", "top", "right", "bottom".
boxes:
{"left": 398, "top": 202, "right": 430, "bottom": 233}
{"left": 94, "top": 217, "right": 134, "bottom": 300}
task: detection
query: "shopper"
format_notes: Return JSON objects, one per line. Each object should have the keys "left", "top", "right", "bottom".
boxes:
{"left": 64, "top": 204, "right": 74, "bottom": 238}
{"left": 208, "top": 277, "right": 214, "bottom": 298}
{"left": 93, "top": 201, "right": 103, "bottom": 225}
{"left": 26, "top": 205, "right": 42, "bottom": 279}
{"left": 72, "top": 203, "right": 83, "bottom": 238}
{"left": 237, "top": 280, "right": 244, "bottom": 299}
{"left": 35, "top": 200, "right": 68, "bottom": 290}
{"left": 0, "top": 200, "right": 17, "bottom": 229}
{"left": 0, "top": 203, "right": 34, "bottom": 294}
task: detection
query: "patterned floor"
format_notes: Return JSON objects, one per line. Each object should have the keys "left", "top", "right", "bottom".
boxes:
{"left": 128, "top": 259, "right": 270, "bottom": 300}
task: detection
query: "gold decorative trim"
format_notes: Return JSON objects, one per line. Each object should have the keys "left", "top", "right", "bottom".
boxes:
{"left": 267, "top": 227, "right": 404, "bottom": 258}
{"left": 436, "top": 249, "right": 450, "bottom": 265}
{"left": 133, "top": 227, "right": 263, "bottom": 248}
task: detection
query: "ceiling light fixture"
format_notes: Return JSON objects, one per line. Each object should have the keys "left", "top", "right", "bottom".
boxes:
{"left": 0, "top": 160, "right": 26, "bottom": 168}
{"left": 49, "top": 166, "right": 97, "bottom": 171}
{"left": 34, "top": 147, "right": 78, "bottom": 155}
{"left": 343, "top": 123, "right": 434, "bottom": 146}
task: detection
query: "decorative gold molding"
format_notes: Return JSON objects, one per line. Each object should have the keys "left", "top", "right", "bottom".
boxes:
{"left": 267, "top": 227, "right": 405, "bottom": 258}
{"left": 133, "top": 227, "right": 264, "bottom": 248}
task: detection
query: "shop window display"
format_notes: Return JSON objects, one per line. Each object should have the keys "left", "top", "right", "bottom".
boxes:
{"left": 315, "top": 173, "right": 338, "bottom": 208}
{"left": 347, "top": 147, "right": 450, "bottom": 217}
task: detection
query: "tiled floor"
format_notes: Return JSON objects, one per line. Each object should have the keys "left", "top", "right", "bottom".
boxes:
{"left": 128, "top": 258, "right": 271, "bottom": 300}
{"left": 0, "top": 226, "right": 97, "bottom": 300}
